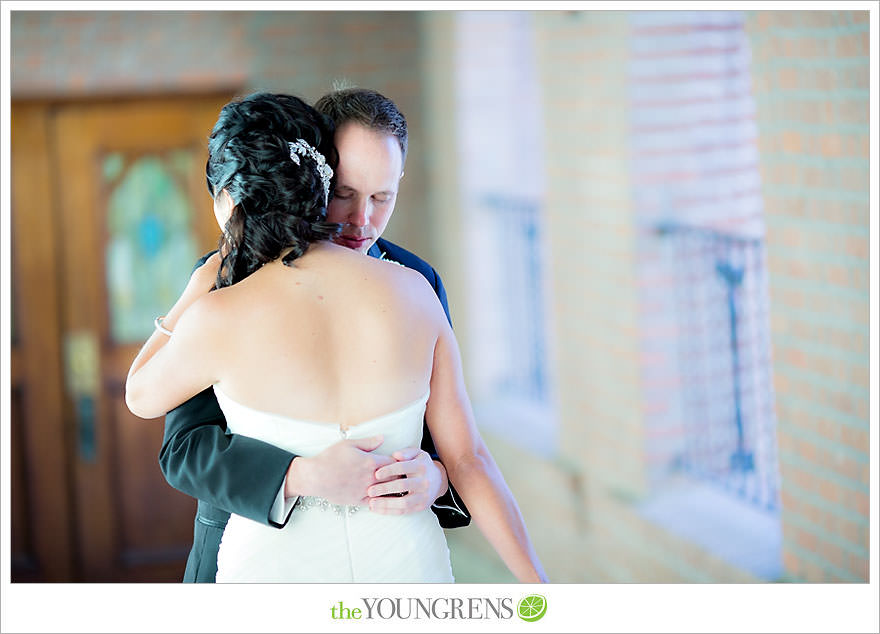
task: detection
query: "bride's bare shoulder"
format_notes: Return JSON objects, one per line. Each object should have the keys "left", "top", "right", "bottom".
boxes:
{"left": 169, "top": 287, "right": 232, "bottom": 344}
{"left": 329, "top": 244, "right": 427, "bottom": 289}
{"left": 369, "top": 256, "right": 447, "bottom": 323}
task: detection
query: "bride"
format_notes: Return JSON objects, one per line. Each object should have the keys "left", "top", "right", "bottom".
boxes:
{"left": 125, "top": 92, "right": 547, "bottom": 584}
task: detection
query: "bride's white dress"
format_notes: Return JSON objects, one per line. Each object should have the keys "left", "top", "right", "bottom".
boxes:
{"left": 213, "top": 385, "right": 454, "bottom": 583}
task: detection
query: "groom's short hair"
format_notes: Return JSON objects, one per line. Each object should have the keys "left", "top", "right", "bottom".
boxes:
{"left": 314, "top": 86, "right": 408, "bottom": 166}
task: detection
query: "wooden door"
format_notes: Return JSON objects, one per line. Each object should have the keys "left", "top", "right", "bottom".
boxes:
{"left": 11, "top": 95, "right": 231, "bottom": 581}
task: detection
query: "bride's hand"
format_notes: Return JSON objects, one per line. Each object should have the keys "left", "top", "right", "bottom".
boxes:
{"left": 176, "top": 252, "right": 221, "bottom": 306}
{"left": 188, "top": 252, "right": 222, "bottom": 294}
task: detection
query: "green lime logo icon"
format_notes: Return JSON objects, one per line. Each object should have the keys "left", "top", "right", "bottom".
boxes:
{"left": 517, "top": 594, "right": 547, "bottom": 622}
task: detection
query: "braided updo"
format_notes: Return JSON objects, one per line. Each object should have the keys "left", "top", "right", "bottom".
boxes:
{"left": 205, "top": 92, "right": 341, "bottom": 288}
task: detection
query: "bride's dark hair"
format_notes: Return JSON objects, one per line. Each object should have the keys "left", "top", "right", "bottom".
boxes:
{"left": 205, "top": 92, "right": 341, "bottom": 288}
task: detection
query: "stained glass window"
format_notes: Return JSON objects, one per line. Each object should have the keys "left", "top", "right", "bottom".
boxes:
{"left": 105, "top": 152, "right": 198, "bottom": 343}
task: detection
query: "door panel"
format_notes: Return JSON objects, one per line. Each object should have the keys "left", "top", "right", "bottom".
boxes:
{"left": 10, "top": 104, "right": 75, "bottom": 582}
{"left": 11, "top": 379, "right": 40, "bottom": 582}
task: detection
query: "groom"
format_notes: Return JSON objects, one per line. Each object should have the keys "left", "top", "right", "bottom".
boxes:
{"left": 160, "top": 87, "right": 470, "bottom": 582}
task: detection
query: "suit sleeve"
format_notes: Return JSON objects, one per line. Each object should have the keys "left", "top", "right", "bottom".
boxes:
{"left": 423, "top": 267, "right": 472, "bottom": 528}
{"left": 159, "top": 388, "right": 296, "bottom": 527}
{"left": 157, "top": 253, "right": 297, "bottom": 527}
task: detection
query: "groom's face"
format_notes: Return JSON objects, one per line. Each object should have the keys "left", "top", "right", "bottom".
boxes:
{"left": 326, "top": 122, "right": 404, "bottom": 254}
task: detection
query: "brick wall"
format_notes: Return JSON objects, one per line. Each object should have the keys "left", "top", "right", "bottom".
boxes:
{"left": 744, "top": 10, "right": 870, "bottom": 582}
{"left": 11, "top": 11, "right": 252, "bottom": 96}
{"left": 10, "top": 10, "right": 421, "bottom": 105}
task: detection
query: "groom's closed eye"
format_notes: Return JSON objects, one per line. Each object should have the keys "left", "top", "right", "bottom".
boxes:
{"left": 371, "top": 193, "right": 394, "bottom": 204}
{"left": 333, "top": 186, "right": 355, "bottom": 200}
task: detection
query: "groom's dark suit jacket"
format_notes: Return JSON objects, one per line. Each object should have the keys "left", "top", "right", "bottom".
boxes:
{"left": 159, "top": 238, "right": 471, "bottom": 582}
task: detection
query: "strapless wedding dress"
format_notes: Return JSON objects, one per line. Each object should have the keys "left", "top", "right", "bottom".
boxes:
{"left": 212, "top": 385, "right": 454, "bottom": 583}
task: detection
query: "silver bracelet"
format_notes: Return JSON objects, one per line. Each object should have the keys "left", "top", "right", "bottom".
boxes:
{"left": 154, "top": 315, "right": 173, "bottom": 337}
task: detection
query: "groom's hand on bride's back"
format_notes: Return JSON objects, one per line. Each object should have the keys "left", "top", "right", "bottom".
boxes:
{"left": 285, "top": 435, "right": 395, "bottom": 507}
{"left": 367, "top": 448, "right": 448, "bottom": 515}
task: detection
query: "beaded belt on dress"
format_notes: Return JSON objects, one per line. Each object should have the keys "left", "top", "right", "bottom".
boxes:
{"left": 295, "top": 496, "right": 361, "bottom": 516}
